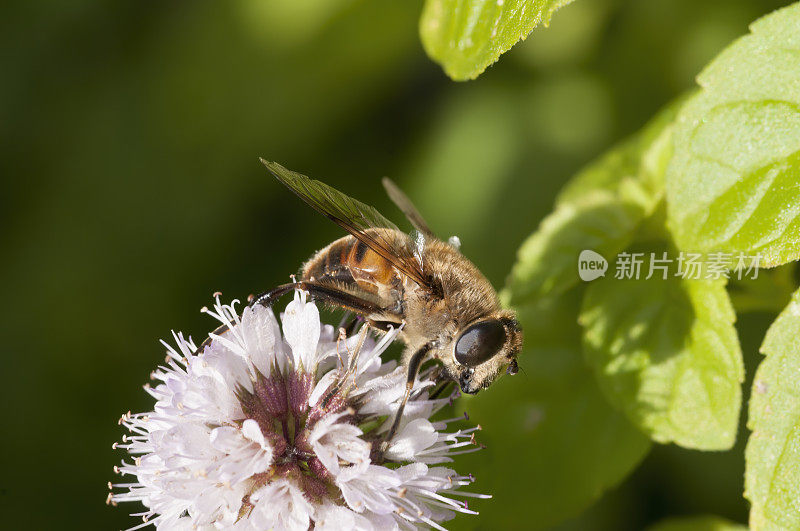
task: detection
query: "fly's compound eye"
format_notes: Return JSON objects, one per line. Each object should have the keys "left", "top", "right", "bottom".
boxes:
{"left": 454, "top": 319, "right": 506, "bottom": 367}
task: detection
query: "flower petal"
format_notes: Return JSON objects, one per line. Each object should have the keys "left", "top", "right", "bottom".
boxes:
{"left": 282, "top": 290, "right": 321, "bottom": 370}
{"left": 338, "top": 465, "right": 402, "bottom": 515}
{"left": 309, "top": 413, "right": 370, "bottom": 480}
{"left": 239, "top": 304, "right": 282, "bottom": 374}
{"left": 385, "top": 418, "right": 439, "bottom": 461}
{"left": 314, "top": 502, "right": 374, "bottom": 531}
{"left": 249, "top": 480, "right": 314, "bottom": 530}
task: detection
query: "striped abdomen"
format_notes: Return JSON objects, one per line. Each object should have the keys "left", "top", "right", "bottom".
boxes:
{"left": 301, "top": 232, "right": 404, "bottom": 304}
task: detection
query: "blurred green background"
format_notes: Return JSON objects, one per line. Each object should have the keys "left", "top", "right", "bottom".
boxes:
{"left": 0, "top": 0, "right": 789, "bottom": 528}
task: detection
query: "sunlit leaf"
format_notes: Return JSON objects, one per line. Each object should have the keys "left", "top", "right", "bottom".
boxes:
{"left": 745, "top": 288, "right": 800, "bottom": 530}
{"left": 666, "top": 3, "right": 800, "bottom": 267}
{"left": 420, "top": 0, "right": 576, "bottom": 80}
{"left": 580, "top": 255, "right": 744, "bottom": 450}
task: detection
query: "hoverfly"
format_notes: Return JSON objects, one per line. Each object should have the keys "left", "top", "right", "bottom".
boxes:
{"left": 212, "top": 161, "right": 523, "bottom": 450}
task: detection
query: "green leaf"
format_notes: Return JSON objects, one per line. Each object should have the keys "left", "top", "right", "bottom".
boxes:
{"left": 505, "top": 191, "right": 643, "bottom": 305}
{"left": 745, "top": 287, "right": 800, "bottom": 530}
{"left": 580, "top": 252, "right": 744, "bottom": 450}
{"left": 454, "top": 293, "right": 650, "bottom": 529}
{"left": 666, "top": 4, "right": 800, "bottom": 268}
{"left": 419, "top": 0, "right": 576, "bottom": 81}
{"left": 505, "top": 103, "right": 676, "bottom": 305}
{"left": 647, "top": 514, "right": 748, "bottom": 531}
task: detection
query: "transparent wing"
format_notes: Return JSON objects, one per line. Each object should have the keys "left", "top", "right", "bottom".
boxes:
{"left": 381, "top": 177, "right": 435, "bottom": 238}
{"left": 262, "top": 160, "right": 430, "bottom": 288}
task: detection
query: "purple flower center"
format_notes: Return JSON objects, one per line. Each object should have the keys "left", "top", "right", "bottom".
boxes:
{"left": 235, "top": 367, "right": 352, "bottom": 505}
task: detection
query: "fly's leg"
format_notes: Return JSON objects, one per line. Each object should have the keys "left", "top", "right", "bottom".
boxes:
{"left": 338, "top": 324, "right": 369, "bottom": 388}
{"left": 195, "top": 280, "right": 392, "bottom": 355}
{"left": 376, "top": 342, "right": 433, "bottom": 460}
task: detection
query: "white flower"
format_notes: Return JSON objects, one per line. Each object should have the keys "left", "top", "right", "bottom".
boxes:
{"left": 110, "top": 291, "right": 488, "bottom": 530}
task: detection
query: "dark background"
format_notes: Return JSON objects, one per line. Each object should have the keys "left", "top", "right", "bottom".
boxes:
{"left": 0, "top": 0, "right": 788, "bottom": 528}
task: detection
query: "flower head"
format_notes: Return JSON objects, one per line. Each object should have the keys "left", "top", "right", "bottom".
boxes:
{"left": 110, "top": 291, "right": 487, "bottom": 529}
